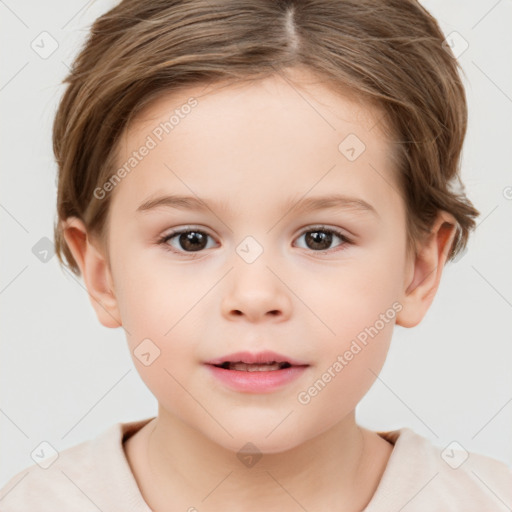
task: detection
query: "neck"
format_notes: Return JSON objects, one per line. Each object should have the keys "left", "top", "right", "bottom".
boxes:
{"left": 137, "top": 407, "right": 388, "bottom": 512}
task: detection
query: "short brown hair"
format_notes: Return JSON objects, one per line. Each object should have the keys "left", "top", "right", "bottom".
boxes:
{"left": 53, "top": 0, "right": 479, "bottom": 277}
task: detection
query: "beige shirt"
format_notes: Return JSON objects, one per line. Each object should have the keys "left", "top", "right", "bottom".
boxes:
{"left": 1, "top": 417, "right": 511, "bottom": 511}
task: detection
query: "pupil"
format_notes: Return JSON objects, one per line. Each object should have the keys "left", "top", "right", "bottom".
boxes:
{"left": 176, "top": 230, "right": 333, "bottom": 252}
{"left": 180, "top": 231, "right": 206, "bottom": 251}
{"left": 306, "top": 230, "right": 331, "bottom": 250}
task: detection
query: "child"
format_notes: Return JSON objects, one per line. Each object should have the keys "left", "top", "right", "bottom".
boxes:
{"left": 1, "top": 0, "right": 511, "bottom": 510}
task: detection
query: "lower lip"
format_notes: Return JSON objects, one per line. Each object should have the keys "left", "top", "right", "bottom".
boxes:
{"left": 205, "top": 364, "right": 308, "bottom": 393}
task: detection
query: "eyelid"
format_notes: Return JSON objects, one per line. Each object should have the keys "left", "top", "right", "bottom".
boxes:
{"left": 296, "top": 224, "right": 352, "bottom": 240}
{"left": 159, "top": 223, "right": 353, "bottom": 239}
{"left": 157, "top": 224, "right": 354, "bottom": 256}
{"left": 160, "top": 224, "right": 214, "bottom": 239}
{"left": 295, "top": 225, "right": 353, "bottom": 252}
{"left": 157, "top": 225, "right": 218, "bottom": 252}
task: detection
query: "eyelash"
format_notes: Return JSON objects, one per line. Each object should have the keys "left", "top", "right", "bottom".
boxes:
{"left": 156, "top": 226, "right": 353, "bottom": 257}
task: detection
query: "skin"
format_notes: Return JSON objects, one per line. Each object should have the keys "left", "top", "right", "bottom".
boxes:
{"left": 62, "top": 66, "right": 457, "bottom": 511}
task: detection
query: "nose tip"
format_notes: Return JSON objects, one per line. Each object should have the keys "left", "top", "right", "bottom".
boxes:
{"left": 222, "top": 255, "right": 292, "bottom": 323}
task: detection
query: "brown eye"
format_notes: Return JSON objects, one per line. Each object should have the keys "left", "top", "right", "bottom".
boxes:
{"left": 175, "top": 231, "right": 208, "bottom": 251}
{"left": 295, "top": 227, "right": 352, "bottom": 252}
{"left": 157, "top": 225, "right": 352, "bottom": 257}
{"left": 158, "top": 229, "right": 216, "bottom": 254}
{"left": 304, "top": 230, "right": 333, "bottom": 251}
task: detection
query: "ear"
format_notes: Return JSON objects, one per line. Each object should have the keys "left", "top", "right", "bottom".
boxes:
{"left": 396, "top": 211, "right": 458, "bottom": 328}
{"left": 61, "top": 217, "right": 122, "bottom": 328}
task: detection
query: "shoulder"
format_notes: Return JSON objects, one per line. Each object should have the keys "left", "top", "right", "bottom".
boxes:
{"left": 0, "top": 432, "right": 99, "bottom": 511}
{"left": 365, "top": 427, "right": 512, "bottom": 511}
{"left": 0, "top": 418, "right": 154, "bottom": 512}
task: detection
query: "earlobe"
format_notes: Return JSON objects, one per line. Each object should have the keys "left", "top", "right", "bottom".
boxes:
{"left": 61, "top": 217, "right": 122, "bottom": 329}
{"left": 396, "top": 211, "right": 458, "bottom": 328}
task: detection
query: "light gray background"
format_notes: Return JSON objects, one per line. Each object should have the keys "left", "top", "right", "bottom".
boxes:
{"left": 1, "top": 0, "right": 511, "bottom": 488}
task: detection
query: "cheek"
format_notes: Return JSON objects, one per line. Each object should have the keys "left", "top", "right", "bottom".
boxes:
{"left": 113, "top": 258, "right": 203, "bottom": 413}
{"left": 297, "top": 280, "right": 397, "bottom": 423}
{"left": 113, "top": 253, "right": 215, "bottom": 375}
{"left": 113, "top": 246, "right": 196, "bottom": 334}
{"left": 299, "top": 242, "right": 404, "bottom": 398}
{"left": 306, "top": 251, "right": 404, "bottom": 338}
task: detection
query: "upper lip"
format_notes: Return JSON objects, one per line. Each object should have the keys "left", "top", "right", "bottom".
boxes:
{"left": 205, "top": 350, "right": 309, "bottom": 366}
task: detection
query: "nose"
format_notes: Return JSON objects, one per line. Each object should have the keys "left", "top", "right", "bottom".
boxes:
{"left": 220, "top": 256, "right": 292, "bottom": 323}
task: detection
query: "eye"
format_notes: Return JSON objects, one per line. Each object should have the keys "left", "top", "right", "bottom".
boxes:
{"left": 156, "top": 225, "right": 353, "bottom": 256}
{"left": 294, "top": 226, "right": 352, "bottom": 253}
{"left": 157, "top": 228, "right": 217, "bottom": 255}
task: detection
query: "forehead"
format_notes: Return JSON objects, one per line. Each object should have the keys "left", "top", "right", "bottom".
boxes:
{"left": 109, "top": 68, "right": 399, "bottom": 218}
{"left": 128, "top": 68, "right": 389, "bottom": 145}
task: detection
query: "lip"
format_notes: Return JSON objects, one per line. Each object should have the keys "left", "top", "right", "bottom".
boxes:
{"left": 204, "top": 350, "right": 310, "bottom": 393}
{"left": 205, "top": 350, "right": 309, "bottom": 366}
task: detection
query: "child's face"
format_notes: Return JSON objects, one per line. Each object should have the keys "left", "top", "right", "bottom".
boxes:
{"left": 101, "top": 68, "right": 413, "bottom": 452}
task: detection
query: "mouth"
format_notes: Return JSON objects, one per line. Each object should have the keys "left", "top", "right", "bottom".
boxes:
{"left": 204, "top": 351, "right": 309, "bottom": 392}
{"left": 211, "top": 361, "right": 293, "bottom": 372}
{"left": 205, "top": 350, "right": 309, "bottom": 372}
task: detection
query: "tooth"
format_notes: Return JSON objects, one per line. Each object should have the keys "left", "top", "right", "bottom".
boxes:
{"left": 229, "top": 363, "right": 282, "bottom": 371}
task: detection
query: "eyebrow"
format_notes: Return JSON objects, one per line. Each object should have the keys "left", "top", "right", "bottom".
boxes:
{"left": 136, "top": 193, "right": 379, "bottom": 217}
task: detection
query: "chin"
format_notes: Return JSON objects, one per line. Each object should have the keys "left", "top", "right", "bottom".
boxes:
{"left": 218, "top": 433, "right": 303, "bottom": 456}
{"left": 203, "top": 416, "right": 315, "bottom": 456}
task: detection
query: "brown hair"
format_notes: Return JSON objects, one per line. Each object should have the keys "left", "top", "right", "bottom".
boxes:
{"left": 53, "top": 0, "right": 479, "bottom": 277}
